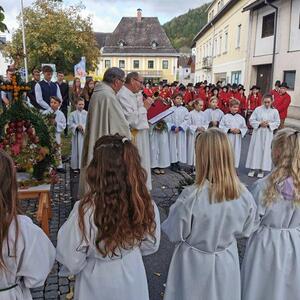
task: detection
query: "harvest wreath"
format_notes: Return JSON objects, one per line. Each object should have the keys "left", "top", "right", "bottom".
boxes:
{"left": 0, "top": 72, "right": 59, "bottom": 188}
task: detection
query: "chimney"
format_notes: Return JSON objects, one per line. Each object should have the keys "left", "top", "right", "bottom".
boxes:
{"left": 137, "top": 8, "right": 142, "bottom": 22}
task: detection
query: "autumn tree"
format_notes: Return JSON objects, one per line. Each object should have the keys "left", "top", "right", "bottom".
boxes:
{"left": 4, "top": 0, "right": 100, "bottom": 74}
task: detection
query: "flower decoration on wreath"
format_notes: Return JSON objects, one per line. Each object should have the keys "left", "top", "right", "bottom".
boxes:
{"left": 0, "top": 72, "right": 59, "bottom": 187}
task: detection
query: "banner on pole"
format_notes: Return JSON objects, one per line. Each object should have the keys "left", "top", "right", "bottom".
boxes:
{"left": 74, "top": 57, "right": 86, "bottom": 87}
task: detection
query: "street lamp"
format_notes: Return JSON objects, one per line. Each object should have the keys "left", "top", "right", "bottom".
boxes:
{"left": 20, "top": 0, "right": 28, "bottom": 82}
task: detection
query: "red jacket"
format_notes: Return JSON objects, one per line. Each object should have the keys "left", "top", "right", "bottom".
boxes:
{"left": 247, "top": 93, "right": 262, "bottom": 111}
{"left": 273, "top": 92, "right": 291, "bottom": 119}
{"left": 159, "top": 90, "right": 171, "bottom": 99}
{"left": 143, "top": 88, "right": 153, "bottom": 98}
{"left": 219, "top": 91, "right": 230, "bottom": 113}
{"left": 183, "top": 90, "right": 194, "bottom": 104}
{"left": 235, "top": 94, "right": 247, "bottom": 112}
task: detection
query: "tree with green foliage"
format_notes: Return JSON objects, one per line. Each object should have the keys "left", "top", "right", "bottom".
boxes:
{"left": 4, "top": 0, "right": 100, "bottom": 74}
{"left": 0, "top": 6, "right": 8, "bottom": 33}
{"left": 163, "top": 3, "right": 210, "bottom": 49}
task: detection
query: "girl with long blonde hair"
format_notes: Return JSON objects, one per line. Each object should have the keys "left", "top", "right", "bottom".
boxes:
{"left": 56, "top": 135, "right": 160, "bottom": 300}
{"left": 0, "top": 150, "right": 55, "bottom": 299}
{"left": 242, "top": 128, "right": 300, "bottom": 300}
{"left": 162, "top": 128, "right": 256, "bottom": 300}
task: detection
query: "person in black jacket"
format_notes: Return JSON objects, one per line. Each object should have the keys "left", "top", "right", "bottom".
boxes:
{"left": 27, "top": 68, "right": 42, "bottom": 109}
{"left": 56, "top": 71, "right": 70, "bottom": 137}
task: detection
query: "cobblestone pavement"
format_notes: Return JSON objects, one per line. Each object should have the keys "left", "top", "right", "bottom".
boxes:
{"left": 24, "top": 135, "right": 255, "bottom": 299}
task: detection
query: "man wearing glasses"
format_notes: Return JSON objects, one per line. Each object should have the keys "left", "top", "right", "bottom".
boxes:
{"left": 117, "top": 72, "right": 154, "bottom": 190}
{"left": 79, "top": 67, "right": 131, "bottom": 196}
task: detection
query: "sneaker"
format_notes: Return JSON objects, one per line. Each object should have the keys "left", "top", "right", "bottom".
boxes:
{"left": 257, "top": 171, "right": 264, "bottom": 178}
{"left": 153, "top": 168, "right": 161, "bottom": 175}
{"left": 159, "top": 169, "right": 165, "bottom": 175}
{"left": 248, "top": 170, "right": 255, "bottom": 177}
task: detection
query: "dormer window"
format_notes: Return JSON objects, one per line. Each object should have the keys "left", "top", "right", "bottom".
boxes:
{"left": 118, "top": 40, "right": 125, "bottom": 48}
{"left": 151, "top": 41, "right": 158, "bottom": 49}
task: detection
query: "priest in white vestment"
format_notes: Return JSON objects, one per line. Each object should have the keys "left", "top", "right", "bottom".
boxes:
{"left": 79, "top": 68, "right": 131, "bottom": 196}
{"left": 117, "top": 72, "right": 153, "bottom": 190}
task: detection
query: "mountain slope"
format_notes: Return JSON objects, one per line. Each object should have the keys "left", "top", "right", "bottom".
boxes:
{"left": 163, "top": 2, "right": 210, "bottom": 50}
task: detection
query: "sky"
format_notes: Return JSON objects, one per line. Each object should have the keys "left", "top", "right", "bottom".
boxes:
{"left": 1, "top": 0, "right": 210, "bottom": 39}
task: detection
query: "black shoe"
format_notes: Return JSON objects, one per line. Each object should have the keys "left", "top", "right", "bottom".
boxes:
{"left": 176, "top": 162, "right": 182, "bottom": 171}
{"left": 170, "top": 163, "right": 177, "bottom": 172}
{"left": 62, "top": 156, "right": 70, "bottom": 163}
{"left": 57, "top": 168, "right": 66, "bottom": 174}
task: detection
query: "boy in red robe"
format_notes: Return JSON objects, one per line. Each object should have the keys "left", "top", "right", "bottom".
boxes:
{"left": 273, "top": 82, "right": 291, "bottom": 129}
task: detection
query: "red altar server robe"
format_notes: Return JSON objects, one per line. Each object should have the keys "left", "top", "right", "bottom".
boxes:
{"left": 160, "top": 90, "right": 171, "bottom": 99}
{"left": 247, "top": 93, "right": 262, "bottom": 111}
{"left": 183, "top": 90, "right": 194, "bottom": 104}
{"left": 273, "top": 92, "right": 291, "bottom": 120}
{"left": 235, "top": 94, "right": 247, "bottom": 113}
{"left": 219, "top": 91, "right": 230, "bottom": 113}
{"left": 143, "top": 88, "right": 153, "bottom": 98}
{"left": 271, "top": 89, "right": 280, "bottom": 103}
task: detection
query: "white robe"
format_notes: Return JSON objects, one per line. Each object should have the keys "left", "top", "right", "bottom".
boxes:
{"left": 117, "top": 86, "right": 152, "bottom": 190}
{"left": 186, "top": 110, "right": 208, "bottom": 166}
{"left": 246, "top": 106, "right": 280, "bottom": 171}
{"left": 242, "top": 177, "right": 300, "bottom": 300}
{"left": 204, "top": 108, "right": 224, "bottom": 126}
{"left": 219, "top": 113, "right": 248, "bottom": 168}
{"left": 165, "top": 106, "right": 189, "bottom": 164}
{"left": 162, "top": 183, "right": 257, "bottom": 300}
{"left": 0, "top": 215, "right": 55, "bottom": 300}
{"left": 149, "top": 120, "right": 170, "bottom": 169}
{"left": 68, "top": 110, "right": 87, "bottom": 170}
{"left": 57, "top": 201, "right": 160, "bottom": 300}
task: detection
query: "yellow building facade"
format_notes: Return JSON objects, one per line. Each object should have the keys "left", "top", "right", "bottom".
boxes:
{"left": 96, "top": 55, "right": 178, "bottom": 83}
{"left": 94, "top": 10, "right": 178, "bottom": 83}
{"left": 193, "top": 0, "right": 254, "bottom": 85}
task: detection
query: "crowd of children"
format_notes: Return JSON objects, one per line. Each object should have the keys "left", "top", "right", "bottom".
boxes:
{"left": 0, "top": 75, "right": 296, "bottom": 300}
{"left": 1, "top": 127, "right": 299, "bottom": 300}
{"left": 145, "top": 79, "right": 286, "bottom": 177}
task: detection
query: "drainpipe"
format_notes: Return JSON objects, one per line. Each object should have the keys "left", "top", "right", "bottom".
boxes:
{"left": 265, "top": 0, "right": 278, "bottom": 89}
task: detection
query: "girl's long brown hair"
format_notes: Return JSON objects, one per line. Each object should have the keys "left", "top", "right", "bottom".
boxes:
{"left": 264, "top": 128, "right": 300, "bottom": 205}
{"left": 195, "top": 128, "right": 242, "bottom": 202}
{"left": 78, "top": 135, "right": 156, "bottom": 257}
{"left": 81, "top": 78, "right": 94, "bottom": 101}
{"left": 0, "top": 150, "right": 20, "bottom": 269}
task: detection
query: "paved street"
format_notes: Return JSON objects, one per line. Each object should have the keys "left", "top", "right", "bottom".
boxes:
{"left": 24, "top": 134, "right": 257, "bottom": 299}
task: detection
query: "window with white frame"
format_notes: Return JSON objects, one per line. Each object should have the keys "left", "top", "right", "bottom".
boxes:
{"left": 133, "top": 60, "right": 139, "bottom": 69}
{"left": 162, "top": 60, "right": 169, "bottom": 69}
{"left": 231, "top": 71, "right": 241, "bottom": 84}
{"left": 148, "top": 60, "right": 154, "bottom": 69}
{"left": 104, "top": 60, "right": 111, "bottom": 68}
{"left": 218, "top": 35, "right": 222, "bottom": 55}
{"left": 224, "top": 31, "right": 228, "bottom": 53}
{"left": 283, "top": 70, "right": 296, "bottom": 90}
{"left": 119, "top": 60, "right": 125, "bottom": 69}
{"left": 213, "top": 38, "right": 217, "bottom": 57}
{"left": 262, "top": 12, "right": 275, "bottom": 38}
{"left": 236, "top": 24, "right": 241, "bottom": 48}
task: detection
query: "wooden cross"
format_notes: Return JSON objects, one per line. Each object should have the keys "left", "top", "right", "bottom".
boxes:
{"left": 0, "top": 74, "right": 31, "bottom": 102}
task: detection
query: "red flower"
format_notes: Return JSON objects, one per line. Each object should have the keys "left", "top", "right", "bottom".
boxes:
{"left": 11, "top": 143, "right": 21, "bottom": 156}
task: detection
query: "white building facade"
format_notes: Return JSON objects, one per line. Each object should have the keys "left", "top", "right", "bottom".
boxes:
{"left": 244, "top": 0, "right": 300, "bottom": 115}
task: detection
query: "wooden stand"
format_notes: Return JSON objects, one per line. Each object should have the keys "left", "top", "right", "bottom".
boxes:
{"left": 18, "top": 184, "right": 52, "bottom": 236}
